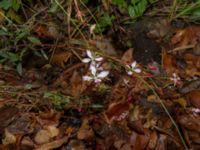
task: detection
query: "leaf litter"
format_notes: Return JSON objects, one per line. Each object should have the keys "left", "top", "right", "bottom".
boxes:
{"left": 0, "top": 1, "right": 200, "bottom": 150}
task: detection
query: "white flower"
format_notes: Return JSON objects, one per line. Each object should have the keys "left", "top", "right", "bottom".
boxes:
{"left": 170, "top": 73, "right": 181, "bottom": 86}
{"left": 82, "top": 50, "right": 103, "bottom": 63}
{"left": 83, "top": 70, "right": 109, "bottom": 83}
{"left": 126, "top": 61, "right": 141, "bottom": 75}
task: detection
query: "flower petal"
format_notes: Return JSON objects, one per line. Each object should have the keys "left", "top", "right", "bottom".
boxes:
{"left": 97, "top": 71, "right": 109, "bottom": 78}
{"left": 131, "top": 61, "right": 137, "bottom": 68}
{"left": 89, "top": 64, "right": 97, "bottom": 75}
{"left": 82, "top": 58, "right": 91, "bottom": 63}
{"left": 127, "top": 71, "right": 133, "bottom": 75}
{"left": 94, "top": 78, "right": 102, "bottom": 83}
{"left": 134, "top": 68, "right": 141, "bottom": 73}
{"left": 83, "top": 76, "right": 93, "bottom": 81}
{"left": 95, "top": 57, "right": 103, "bottom": 62}
{"left": 86, "top": 50, "right": 93, "bottom": 59}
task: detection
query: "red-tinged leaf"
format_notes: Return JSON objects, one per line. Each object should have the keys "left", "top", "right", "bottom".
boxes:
{"left": 129, "top": 129, "right": 150, "bottom": 150}
{"left": 186, "top": 90, "right": 200, "bottom": 108}
{"left": 106, "top": 102, "right": 129, "bottom": 123}
{"left": 171, "top": 26, "right": 200, "bottom": 47}
{"left": 148, "top": 131, "right": 158, "bottom": 149}
{"left": 163, "top": 52, "right": 176, "bottom": 75}
{"left": 33, "top": 24, "right": 50, "bottom": 37}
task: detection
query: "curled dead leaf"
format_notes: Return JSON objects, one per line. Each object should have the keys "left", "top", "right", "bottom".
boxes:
{"left": 106, "top": 102, "right": 129, "bottom": 124}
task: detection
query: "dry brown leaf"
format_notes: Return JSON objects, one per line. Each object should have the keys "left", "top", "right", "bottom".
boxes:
{"left": 186, "top": 90, "right": 200, "bottom": 108}
{"left": 130, "top": 129, "right": 150, "bottom": 150}
{"left": 35, "top": 136, "right": 69, "bottom": 150}
{"left": 175, "top": 97, "right": 187, "bottom": 108}
{"left": 163, "top": 52, "right": 176, "bottom": 75}
{"left": 148, "top": 131, "right": 158, "bottom": 149}
{"left": 179, "top": 114, "right": 200, "bottom": 131}
{"left": 128, "top": 120, "right": 144, "bottom": 134}
{"left": 34, "top": 129, "right": 51, "bottom": 144}
{"left": 114, "top": 140, "right": 132, "bottom": 150}
{"left": 70, "top": 71, "right": 86, "bottom": 97}
{"left": 121, "top": 48, "right": 134, "bottom": 64}
{"left": 46, "top": 125, "right": 59, "bottom": 138}
{"left": 2, "top": 129, "right": 16, "bottom": 145}
{"left": 156, "top": 134, "right": 167, "bottom": 150}
{"left": 105, "top": 102, "right": 129, "bottom": 124}
{"left": 77, "top": 117, "right": 94, "bottom": 140}
{"left": 38, "top": 110, "right": 61, "bottom": 126}
{"left": 51, "top": 51, "right": 72, "bottom": 68}
{"left": 171, "top": 26, "right": 200, "bottom": 47}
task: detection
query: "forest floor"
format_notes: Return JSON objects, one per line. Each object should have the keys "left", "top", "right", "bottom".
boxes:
{"left": 0, "top": 0, "right": 200, "bottom": 150}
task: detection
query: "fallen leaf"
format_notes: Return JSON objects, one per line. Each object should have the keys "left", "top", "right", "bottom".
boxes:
{"left": 51, "top": 51, "right": 72, "bottom": 68}
{"left": 148, "top": 131, "right": 158, "bottom": 149}
{"left": 186, "top": 90, "right": 200, "bottom": 108}
{"left": 0, "top": 107, "right": 19, "bottom": 134}
{"left": 156, "top": 134, "right": 167, "bottom": 150}
{"left": 114, "top": 140, "right": 132, "bottom": 150}
{"left": 129, "top": 129, "right": 150, "bottom": 150}
{"left": 34, "top": 129, "right": 51, "bottom": 144}
{"left": 35, "top": 136, "right": 69, "bottom": 150}
{"left": 175, "top": 97, "right": 187, "bottom": 108}
{"left": 77, "top": 117, "right": 94, "bottom": 140}
{"left": 121, "top": 48, "right": 134, "bottom": 64}
{"left": 106, "top": 102, "right": 129, "bottom": 123}
{"left": 46, "top": 125, "right": 59, "bottom": 138}
{"left": 70, "top": 71, "right": 85, "bottom": 97}
{"left": 2, "top": 129, "right": 16, "bottom": 145}
{"left": 128, "top": 120, "right": 144, "bottom": 134}
{"left": 171, "top": 26, "right": 200, "bottom": 47}
{"left": 163, "top": 51, "right": 176, "bottom": 75}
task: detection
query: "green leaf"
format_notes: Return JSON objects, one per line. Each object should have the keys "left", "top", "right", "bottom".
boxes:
{"left": 12, "top": 0, "right": 20, "bottom": 11}
{"left": 40, "top": 50, "right": 48, "bottom": 60}
{"left": 28, "top": 36, "right": 42, "bottom": 44}
{"left": 16, "top": 63, "right": 22, "bottom": 75}
{"left": 6, "top": 8, "right": 22, "bottom": 23}
{"left": 128, "top": 5, "right": 136, "bottom": 17}
{"left": 128, "top": 0, "right": 148, "bottom": 17}
{"left": 192, "top": 7, "right": 200, "bottom": 17}
{"left": 0, "top": 0, "right": 12, "bottom": 10}
{"left": 49, "top": 2, "right": 59, "bottom": 13}
{"left": 131, "top": 0, "right": 141, "bottom": 5}
{"left": 7, "top": 52, "right": 20, "bottom": 62}
{"left": 95, "top": 13, "right": 114, "bottom": 33}
{"left": 112, "top": 0, "right": 126, "bottom": 7}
